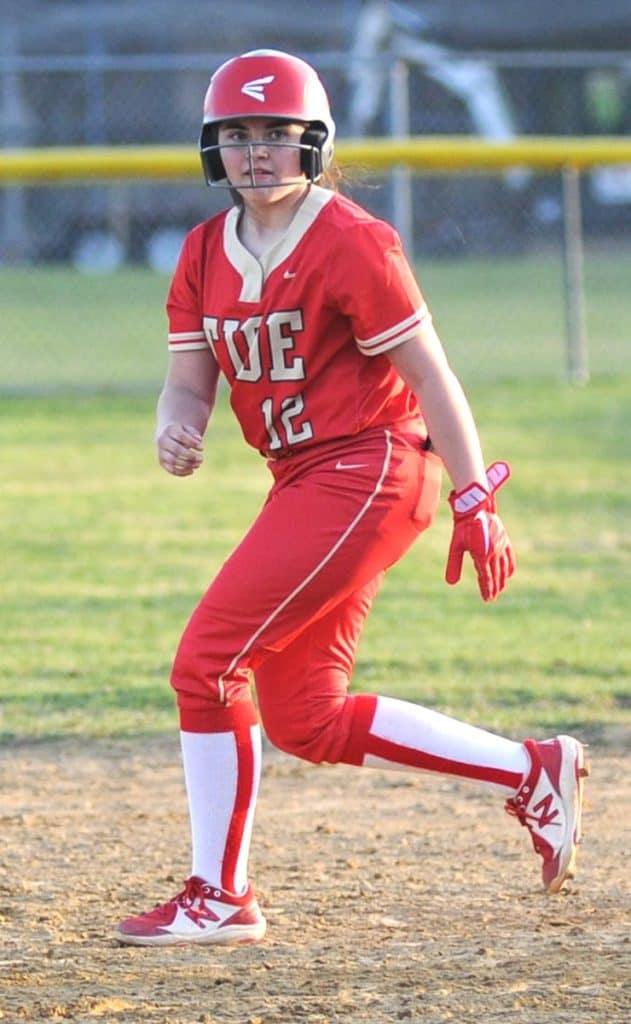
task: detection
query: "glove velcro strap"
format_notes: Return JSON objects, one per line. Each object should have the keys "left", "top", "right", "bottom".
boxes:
{"left": 449, "top": 460, "right": 511, "bottom": 517}
{"left": 449, "top": 483, "right": 492, "bottom": 516}
{"left": 486, "top": 460, "right": 510, "bottom": 492}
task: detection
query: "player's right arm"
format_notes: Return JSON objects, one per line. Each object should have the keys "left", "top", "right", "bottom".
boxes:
{"left": 156, "top": 348, "right": 220, "bottom": 477}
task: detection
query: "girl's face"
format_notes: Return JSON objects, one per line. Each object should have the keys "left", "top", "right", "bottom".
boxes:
{"left": 217, "top": 118, "right": 307, "bottom": 201}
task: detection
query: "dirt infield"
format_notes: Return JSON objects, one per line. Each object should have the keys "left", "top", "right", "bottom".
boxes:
{"left": 1, "top": 737, "right": 629, "bottom": 1024}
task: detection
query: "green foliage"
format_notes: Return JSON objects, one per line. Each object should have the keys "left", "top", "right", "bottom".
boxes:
{"left": 1, "top": 381, "right": 629, "bottom": 744}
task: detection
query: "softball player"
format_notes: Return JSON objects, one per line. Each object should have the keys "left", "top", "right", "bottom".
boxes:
{"left": 116, "top": 50, "right": 588, "bottom": 946}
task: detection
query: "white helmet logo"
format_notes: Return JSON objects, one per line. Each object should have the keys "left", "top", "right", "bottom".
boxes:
{"left": 241, "top": 75, "right": 275, "bottom": 102}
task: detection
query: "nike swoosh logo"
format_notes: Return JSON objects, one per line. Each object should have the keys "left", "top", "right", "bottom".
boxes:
{"left": 335, "top": 460, "right": 369, "bottom": 470}
{"left": 283, "top": 270, "right": 297, "bottom": 279}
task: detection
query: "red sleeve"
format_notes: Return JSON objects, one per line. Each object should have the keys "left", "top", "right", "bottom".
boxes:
{"left": 166, "top": 227, "right": 207, "bottom": 352}
{"left": 325, "top": 220, "right": 431, "bottom": 356}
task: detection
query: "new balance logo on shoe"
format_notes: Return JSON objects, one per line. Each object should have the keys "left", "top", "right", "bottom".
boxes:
{"left": 184, "top": 901, "right": 221, "bottom": 929}
{"left": 528, "top": 792, "right": 561, "bottom": 830}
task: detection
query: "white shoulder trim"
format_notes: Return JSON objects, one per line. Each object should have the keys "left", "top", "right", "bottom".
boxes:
{"left": 168, "top": 330, "right": 207, "bottom": 352}
{"left": 168, "top": 331, "right": 206, "bottom": 341}
{"left": 356, "top": 304, "right": 431, "bottom": 357}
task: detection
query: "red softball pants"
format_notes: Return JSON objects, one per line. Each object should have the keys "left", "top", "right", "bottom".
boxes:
{"left": 171, "top": 425, "right": 443, "bottom": 763}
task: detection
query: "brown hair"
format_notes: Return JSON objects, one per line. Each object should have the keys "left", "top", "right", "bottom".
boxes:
{"left": 320, "top": 160, "right": 370, "bottom": 197}
{"left": 319, "top": 161, "right": 344, "bottom": 192}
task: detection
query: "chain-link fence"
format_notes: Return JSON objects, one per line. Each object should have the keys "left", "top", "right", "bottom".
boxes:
{"left": 2, "top": 6, "right": 631, "bottom": 391}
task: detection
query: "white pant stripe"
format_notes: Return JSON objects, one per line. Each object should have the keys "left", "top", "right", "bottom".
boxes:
{"left": 217, "top": 430, "right": 393, "bottom": 703}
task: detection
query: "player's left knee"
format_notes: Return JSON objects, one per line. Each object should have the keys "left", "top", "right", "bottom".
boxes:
{"left": 261, "top": 698, "right": 353, "bottom": 765}
{"left": 264, "top": 728, "right": 336, "bottom": 764}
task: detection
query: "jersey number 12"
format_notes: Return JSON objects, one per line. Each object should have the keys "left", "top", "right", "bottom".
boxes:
{"left": 260, "top": 393, "right": 314, "bottom": 450}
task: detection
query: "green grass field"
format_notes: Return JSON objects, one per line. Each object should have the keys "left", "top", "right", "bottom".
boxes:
{"left": 1, "top": 250, "right": 630, "bottom": 392}
{"left": 0, "top": 257, "right": 629, "bottom": 745}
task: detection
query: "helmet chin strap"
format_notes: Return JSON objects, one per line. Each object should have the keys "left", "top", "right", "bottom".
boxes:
{"left": 209, "top": 177, "right": 310, "bottom": 191}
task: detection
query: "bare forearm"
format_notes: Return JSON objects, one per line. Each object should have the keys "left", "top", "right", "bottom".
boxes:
{"left": 387, "top": 329, "right": 514, "bottom": 600}
{"left": 417, "top": 368, "right": 487, "bottom": 491}
{"left": 387, "top": 327, "right": 488, "bottom": 491}
{"left": 156, "top": 383, "right": 214, "bottom": 440}
{"left": 155, "top": 350, "right": 220, "bottom": 476}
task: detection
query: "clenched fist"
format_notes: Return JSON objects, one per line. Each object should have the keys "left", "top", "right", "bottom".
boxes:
{"left": 157, "top": 423, "right": 204, "bottom": 477}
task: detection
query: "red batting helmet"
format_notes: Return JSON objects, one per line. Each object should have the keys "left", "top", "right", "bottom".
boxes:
{"left": 200, "top": 49, "right": 336, "bottom": 186}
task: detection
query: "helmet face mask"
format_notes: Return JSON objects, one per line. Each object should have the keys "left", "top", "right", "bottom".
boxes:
{"left": 199, "top": 50, "right": 335, "bottom": 189}
{"left": 200, "top": 122, "right": 326, "bottom": 190}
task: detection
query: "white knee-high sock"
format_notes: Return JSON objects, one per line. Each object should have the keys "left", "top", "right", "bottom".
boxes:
{"left": 179, "top": 724, "right": 261, "bottom": 894}
{"left": 344, "top": 694, "right": 529, "bottom": 795}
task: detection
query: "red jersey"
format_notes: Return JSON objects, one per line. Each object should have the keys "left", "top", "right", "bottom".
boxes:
{"left": 167, "top": 187, "right": 430, "bottom": 456}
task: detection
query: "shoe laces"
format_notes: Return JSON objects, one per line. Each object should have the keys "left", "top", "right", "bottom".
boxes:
{"left": 139, "top": 877, "right": 221, "bottom": 927}
{"left": 505, "top": 797, "right": 545, "bottom": 856}
{"left": 174, "top": 876, "right": 223, "bottom": 925}
{"left": 178, "top": 876, "right": 208, "bottom": 905}
{"left": 505, "top": 796, "right": 526, "bottom": 824}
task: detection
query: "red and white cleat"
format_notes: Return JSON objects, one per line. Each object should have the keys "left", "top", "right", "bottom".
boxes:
{"left": 506, "top": 735, "right": 589, "bottom": 893}
{"left": 115, "top": 876, "right": 266, "bottom": 946}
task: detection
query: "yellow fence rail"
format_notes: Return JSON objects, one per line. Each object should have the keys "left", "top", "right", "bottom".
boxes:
{"left": 1, "top": 136, "right": 631, "bottom": 183}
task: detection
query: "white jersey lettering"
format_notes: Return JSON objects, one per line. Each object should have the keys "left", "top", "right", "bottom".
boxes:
{"left": 267, "top": 310, "right": 305, "bottom": 382}
{"left": 224, "top": 317, "right": 263, "bottom": 382}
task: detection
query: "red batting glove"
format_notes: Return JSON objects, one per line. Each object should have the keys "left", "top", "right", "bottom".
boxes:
{"left": 445, "top": 461, "right": 516, "bottom": 602}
